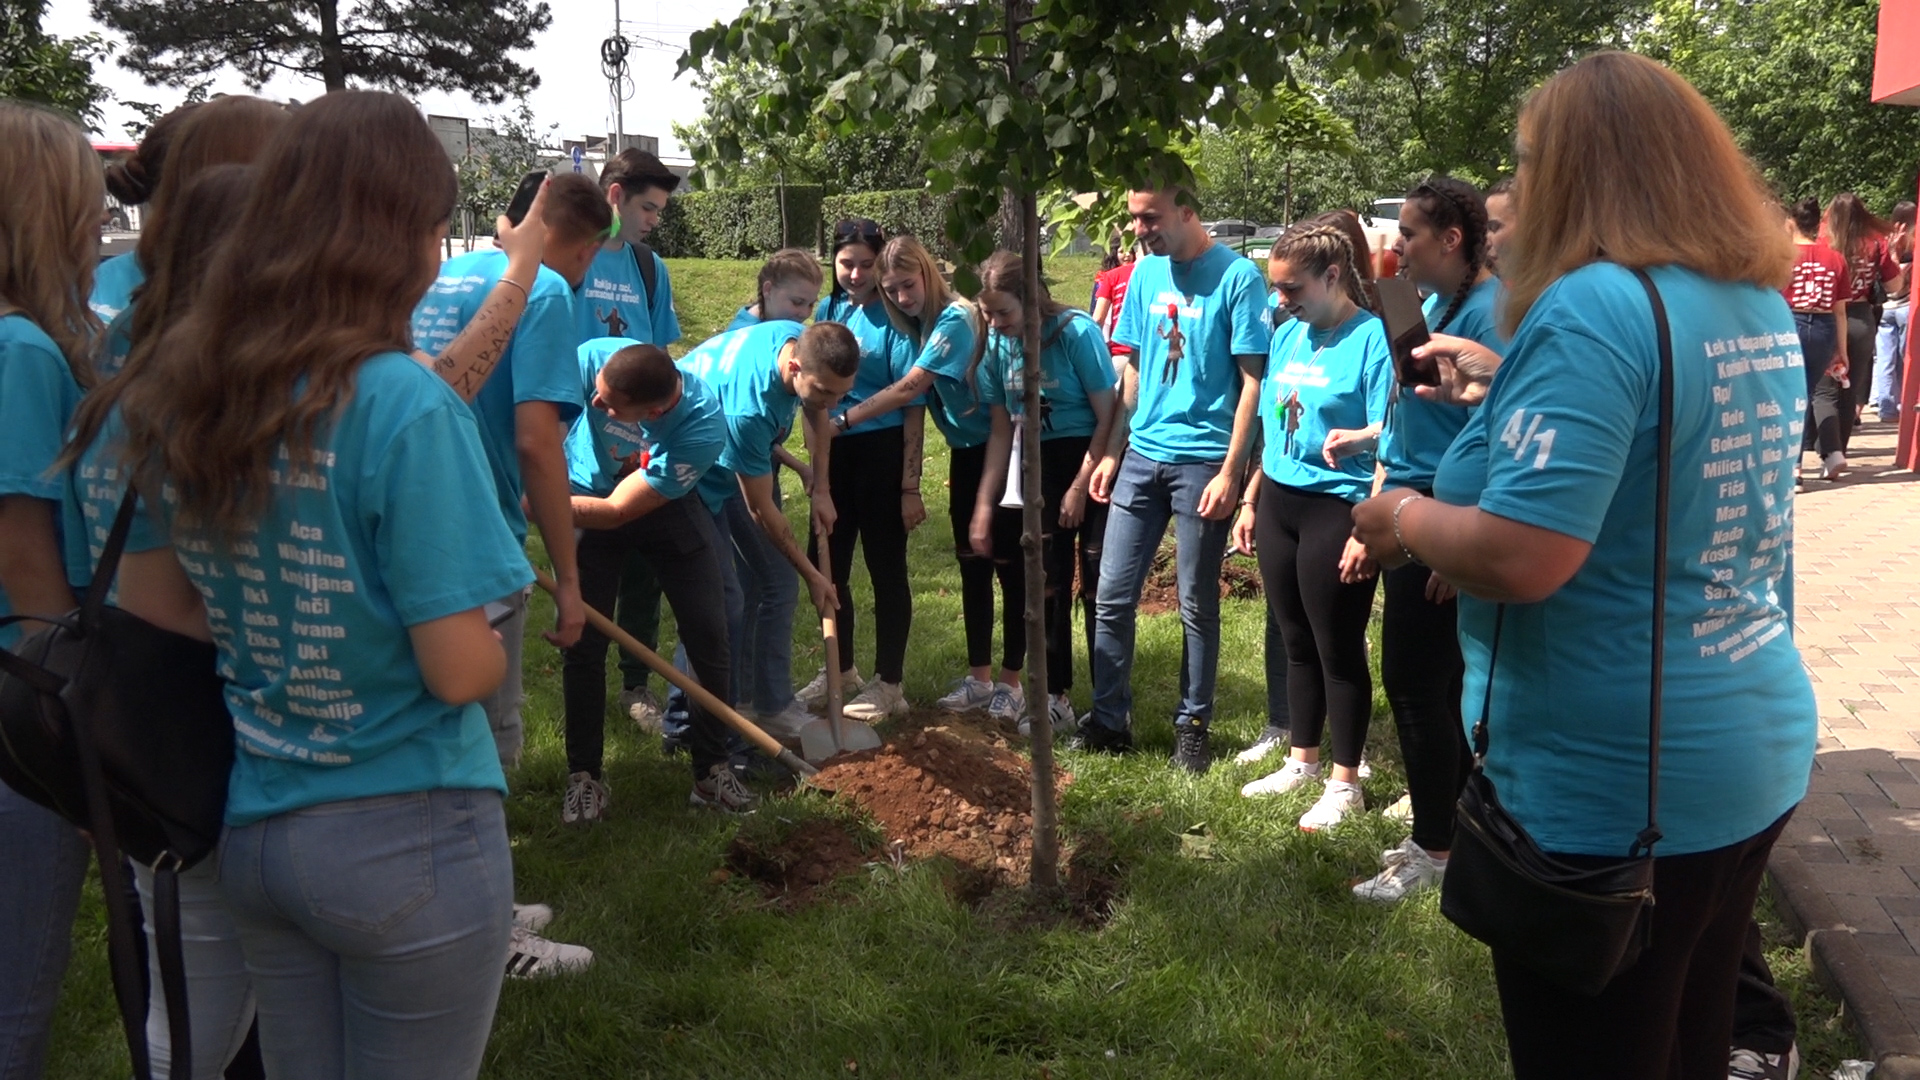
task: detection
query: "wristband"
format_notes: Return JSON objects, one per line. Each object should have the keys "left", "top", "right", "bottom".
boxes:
{"left": 1392, "top": 492, "right": 1427, "bottom": 566}
{"left": 497, "top": 276, "right": 530, "bottom": 299}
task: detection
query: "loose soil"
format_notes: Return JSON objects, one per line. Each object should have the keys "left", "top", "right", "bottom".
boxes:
{"left": 724, "top": 815, "right": 873, "bottom": 910}
{"left": 1140, "top": 538, "right": 1264, "bottom": 615}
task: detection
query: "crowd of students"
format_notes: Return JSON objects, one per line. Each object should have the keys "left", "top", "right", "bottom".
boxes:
{"left": 0, "top": 46, "right": 1855, "bottom": 1080}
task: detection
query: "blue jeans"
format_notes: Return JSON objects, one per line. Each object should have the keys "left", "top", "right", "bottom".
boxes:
{"left": 217, "top": 788, "right": 513, "bottom": 1080}
{"left": 135, "top": 860, "right": 257, "bottom": 1080}
{"left": 1876, "top": 301, "right": 1909, "bottom": 421}
{"left": 1089, "top": 449, "right": 1232, "bottom": 732}
{"left": 725, "top": 492, "right": 799, "bottom": 715}
{"left": 0, "top": 783, "right": 90, "bottom": 1080}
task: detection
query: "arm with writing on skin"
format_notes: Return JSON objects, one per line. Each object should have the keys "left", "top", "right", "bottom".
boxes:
{"left": 417, "top": 187, "right": 547, "bottom": 402}
{"left": 571, "top": 467, "right": 670, "bottom": 529}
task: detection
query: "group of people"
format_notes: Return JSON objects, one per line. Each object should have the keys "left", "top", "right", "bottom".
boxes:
{"left": 0, "top": 46, "right": 1836, "bottom": 1080}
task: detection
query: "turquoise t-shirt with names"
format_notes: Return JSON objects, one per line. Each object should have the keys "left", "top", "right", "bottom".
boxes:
{"left": 566, "top": 337, "right": 727, "bottom": 512}
{"left": 1431, "top": 263, "right": 1815, "bottom": 856}
{"left": 89, "top": 253, "right": 144, "bottom": 324}
{"left": 980, "top": 311, "right": 1117, "bottom": 441}
{"left": 913, "top": 301, "right": 989, "bottom": 449}
{"left": 1113, "top": 245, "right": 1273, "bottom": 463}
{"left": 104, "top": 352, "right": 532, "bottom": 825}
{"left": 678, "top": 321, "right": 806, "bottom": 509}
{"left": 1259, "top": 310, "right": 1392, "bottom": 503}
{"left": 816, "top": 294, "right": 916, "bottom": 435}
{"left": 410, "top": 249, "right": 583, "bottom": 543}
{"left": 577, "top": 242, "right": 680, "bottom": 346}
{"left": 1380, "top": 277, "right": 1506, "bottom": 491}
{"left": 0, "top": 315, "right": 87, "bottom": 648}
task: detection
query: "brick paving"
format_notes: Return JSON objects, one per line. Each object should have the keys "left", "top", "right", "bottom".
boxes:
{"left": 1768, "top": 419, "right": 1920, "bottom": 1073}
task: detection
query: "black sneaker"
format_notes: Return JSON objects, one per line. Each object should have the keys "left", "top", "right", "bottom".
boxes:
{"left": 1072, "top": 717, "right": 1135, "bottom": 755}
{"left": 1171, "top": 723, "right": 1212, "bottom": 774}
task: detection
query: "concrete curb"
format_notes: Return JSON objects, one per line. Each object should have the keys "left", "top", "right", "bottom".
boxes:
{"left": 1770, "top": 846, "right": 1920, "bottom": 1077}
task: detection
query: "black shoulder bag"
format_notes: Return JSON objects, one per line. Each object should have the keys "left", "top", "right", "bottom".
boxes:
{"left": 1438, "top": 268, "right": 1674, "bottom": 997}
{"left": 0, "top": 489, "right": 234, "bottom": 1079}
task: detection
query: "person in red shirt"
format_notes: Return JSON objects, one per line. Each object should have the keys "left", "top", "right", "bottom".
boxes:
{"left": 1090, "top": 241, "right": 1136, "bottom": 364}
{"left": 1825, "top": 192, "right": 1901, "bottom": 443}
{"left": 1787, "top": 196, "right": 1852, "bottom": 479}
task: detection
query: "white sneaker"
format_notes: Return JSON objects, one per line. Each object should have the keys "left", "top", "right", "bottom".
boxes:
{"left": 1352, "top": 837, "right": 1445, "bottom": 903}
{"left": 505, "top": 926, "right": 594, "bottom": 979}
{"left": 755, "top": 700, "right": 813, "bottom": 741}
{"left": 987, "top": 682, "right": 1024, "bottom": 724}
{"left": 1823, "top": 451, "right": 1848, "bottom": 480}
{"left": 1299, "top": 780, "right": 1364, "bottom": 832}
{"left": 1381, "top": 793, "right": 1414, "bottom": 823}
{"left": 798, "top": 666, "right": 863, "bottom": 708}
{"left": 561, "top": 771, "right": 610, "bottom": 824}
{"left": 935, "top": 675, "right": 996, "bottom": 712}
{"left": 511, "top": 903, "right": 553, "bottom": 933}
{"left": 1728, "top": 1044, "right": 1800, "bottom": 1080}
{"left": 620, "top": 687, "right": 663, "bottom": 732}
{"left": 1021, "top": 694, "right": 1077, "bottom": 737}
{"left": 843, "top": 678, "right": 908, "bottom": 721}
{"left": 1235, "top": 728, "right": 1289, "bottom": 765}
{"left": 1241, "top": 757, "right": 1319, "bottom": 797}
{"left": 1357, "top": 757, "right": 1373, "bottom": 780}
{"left": 689, "top": 763, "right": 760, "bottom": 813}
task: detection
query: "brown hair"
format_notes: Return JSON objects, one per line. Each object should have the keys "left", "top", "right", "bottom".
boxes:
{"left": 1269, "top": 221, "right": 1373, "bottom": 313}
{"left": 1402, "top": 177, "right": 1489, "bottom": 331}
{"left": 1826, "top": 193, "right": 1890, "bottom": 263}
{"left": 1501, "top": 52, "right": 1793, "bottom": 336}
{"left": 877, "top": 234, "right": 964, "bottom": 346}
{"left": 796, "top": 321, "right": 860, "bottom": 379}
{"left": 599, "top": 148, "right": 680, "bottom": 198}
{"left": 601, "top": 343, "right": 678, "bottom": 405}
{"left": 543, "top": 172, "right": 613, "bottom": 244}
{"left": 1308, "top": 209, "right": 1379, "bottom": 311}
{"left": 755, "top": 247, "right": 823, "bottom": 310}
{"left": 965, "top": 249, "right": 1074, "bottom": 390}
{"left": 104, "top": 91, "right": 457, "bottom": 539}
{"left": 135, "top": 96, "right": 289, "bottom": 275}
{"left": 104, "top": 103, "right": 200, "bottom": 206}
{"left": 0, "top": 102, "right": 104, "bottom": 384}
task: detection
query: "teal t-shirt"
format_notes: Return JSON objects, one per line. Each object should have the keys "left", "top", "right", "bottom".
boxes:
{"left": 1431, "top": 263, "right": 1816, "bottom": 856}
{"left": 89, "top": 252, "right": 144, "bottom": 324}
{"left": 980, "top": 311, "right": 1117, "bottom": 441}
{"left": 726, "top": 306, "right": 759, "bottom": 333}
{"left": 816, "top": 294, "right": 915, "bottom": 435}
{"left": 96, "top": 352, "right": 532, "bottom": 825}
{"left": 913, "top": 301, "right": 989, "bottom": 449}
{"left": 1259, "top": 310, "right": 1392, "bottom": 502}
{"left": 678, "top": 321, "right": 806, "bottom": 509}
{"left": 577, "top": 242, "right": 680, "bottom": 346}
{"left": 410, "top": 250, "right": 583, "bottom": 543}
{"left": 1379, "top": 277, "right": 1506, "bottom": 491}
{"left": 566, "top": 337, "right": 726, "bottom": 513}
{"left": 0, "top": 315, "right": 87, "bottom": 648}
{"left": 1113, "top": 245, "right": 1273, "bottom": 464}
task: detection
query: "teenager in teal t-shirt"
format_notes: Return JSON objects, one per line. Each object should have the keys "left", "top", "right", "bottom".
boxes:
{"left": 1234, "top": 223, "right": 1390, "bottom": 831}
{"left": 578, "top": 149, "right": 682, "bottom": 346}
{"left": 970, "top": 251, "right": 1119, "bottom": 729}
{"left": 1082, "top": 188, "right": 1271, "bottom": 771}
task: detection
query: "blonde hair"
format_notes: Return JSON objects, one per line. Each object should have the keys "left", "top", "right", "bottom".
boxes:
{"left": 1502, "top": 52, "right": 1794, "bottom": 336}
{"left": 1268, "top": 221, "right": 1373, "bottom": 313}
{"left": 0, "top": 102, "right": 105, "bottom": 384}
{"left": 877, "top": 235, "right": 967, "bottom": 345}
{"left": 755, "top": 247, "right": 823, "bottom": 309}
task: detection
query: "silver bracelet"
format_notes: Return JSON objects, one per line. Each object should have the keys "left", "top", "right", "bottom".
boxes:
{"left": 1392, "top": 492, "right": 1427, "bottom": 566}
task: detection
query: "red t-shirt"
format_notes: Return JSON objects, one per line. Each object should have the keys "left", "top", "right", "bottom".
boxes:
{"left": 1784, "top": 242, "right": 1849, "bottom": 313}
{"left": 1093, "top": 261, "right": 1136, "bottom": 356}
{"left": 1839, "top": 235, "right": 1901, "bottom": 304}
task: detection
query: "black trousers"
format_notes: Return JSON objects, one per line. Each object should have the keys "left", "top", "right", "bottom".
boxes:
{"left": 1380, "top": 559, "right": 1469, "bottom": 852}
{"left": 1844, "top": 301, "right": 1878, "bottom": 448}
{"left": 1797, "top": 311, "right": 1845, "bottom": 459}
{"left": 809, "top": 426, "right": 913, "bottom": 683}
{"left": 1255, "top": 478, "right": 1377, "bottom": 768}
{"left": 949, "top": 442, "right": 1025, "bottom": 673}
{"left": 1039, "top": 435, "right": 1104, "bottom": 693}
{"left": 563, "top": 496, "right": 731, "bottom": 779}
{"left": 1494, "top": 810, "right": 1792, "bottom": 1079}
{"left": 1731, "top": 917, "right": 1798, "bottom": 1056}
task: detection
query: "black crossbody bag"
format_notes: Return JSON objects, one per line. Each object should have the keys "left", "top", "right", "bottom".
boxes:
{"left": 1438, "top": 268, "right": 1674, "bottom": 997}
{"left": 0, "top": 489, "right": 233, "bottom": 1079}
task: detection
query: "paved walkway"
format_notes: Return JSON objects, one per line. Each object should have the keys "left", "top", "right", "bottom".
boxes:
{"left": 1767, "top": 419, "right": 1920, "bottom": 1075}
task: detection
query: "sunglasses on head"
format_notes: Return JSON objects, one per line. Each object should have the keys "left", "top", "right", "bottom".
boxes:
{"left": 834, "top": 219, "right": 884, "bottom": 249}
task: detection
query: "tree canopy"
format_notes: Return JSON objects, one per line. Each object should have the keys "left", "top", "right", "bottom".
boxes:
{"left": 90, "top": 0, "right": 552, "bottom": 101}
{"left": 2, "top": 0, "right": 112, "bottom": 126}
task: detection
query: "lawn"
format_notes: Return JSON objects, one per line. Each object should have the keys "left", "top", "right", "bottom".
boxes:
{"left": 43, "top": 256, "right": 1860, "bottom": 1078}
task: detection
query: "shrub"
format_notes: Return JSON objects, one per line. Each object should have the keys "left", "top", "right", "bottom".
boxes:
{"left": 651, "top": 184, "right": 824, "bottom": 259}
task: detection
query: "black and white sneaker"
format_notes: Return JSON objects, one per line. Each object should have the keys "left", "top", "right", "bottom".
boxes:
{"left": 1728, "top": 1045, "right": 1799, "bottom": 1080}
{"left": 1072, "top": 716, "right": 1135, "bottom": 755}
{"left": 505, "top": 926, "right": 593, "bottom": 979}
{"left": 1170, "top": 723, "right": 1212, "bottom": 774}
{"left": 690, "top": 763, "right": 760, "bottom": 813}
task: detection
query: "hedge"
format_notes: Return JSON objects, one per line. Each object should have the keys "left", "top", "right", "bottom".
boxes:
{"left": 650, "top": 184, "right": 824, "bottom": 259}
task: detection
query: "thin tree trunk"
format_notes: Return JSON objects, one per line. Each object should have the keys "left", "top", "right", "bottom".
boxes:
{"left": 317, "top": 0, "right": 347, "bottom": 91}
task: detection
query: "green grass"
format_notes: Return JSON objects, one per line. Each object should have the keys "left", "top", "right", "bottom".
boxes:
{"left": 44, "top": 257, "right": 1860, "bottom": 1078}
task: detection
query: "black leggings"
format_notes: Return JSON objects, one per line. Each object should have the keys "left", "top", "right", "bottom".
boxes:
{"left": 949, "top": 442, "right": 1025, "bottom": 673}
{"left": 1797, "top": 311, "right": 1845, "bottom": 459}
{"left": 1843, "top": 302, "right": 1877, "bottom": 449}
{"left": 808, "top": 426, "right": 912, "bottom": 683}
{"left": 1381, "top": 559, "right": 1469, "bottom": 852}
{"left": 1041, "top": 435, "right": 1103, "bottom": 693}
{"left": 1256, "top": 478, "right": 1377, "bottom": 769}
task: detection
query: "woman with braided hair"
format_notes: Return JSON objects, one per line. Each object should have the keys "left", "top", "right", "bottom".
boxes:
{"left": 1350, "top": 176, "right": 1508, "bottom": 902}
{"left": 1233, "top": 221, "right": 1392, "bottom": 832}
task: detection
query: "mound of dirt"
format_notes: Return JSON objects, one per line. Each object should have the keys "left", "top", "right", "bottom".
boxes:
{"left": 724, "top": 815, "right": 873, "bottom": 908}
{"left": 1140, "top": 540, "right": 1263, "bottom": 615}
{"left": 811, "top": 727, "right": 1068, "bottom": 888}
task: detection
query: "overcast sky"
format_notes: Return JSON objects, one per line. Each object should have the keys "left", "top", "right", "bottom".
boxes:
{"left": 42, "top": 0, "right": 750, "bottom": 157}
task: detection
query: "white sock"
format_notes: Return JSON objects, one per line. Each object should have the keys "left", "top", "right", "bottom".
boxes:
{"left": 1324, "top": 779, "right": 1358, "bottom": 794}
{"left": 1292, "top": 759, "right": 1321, "bottom": 776}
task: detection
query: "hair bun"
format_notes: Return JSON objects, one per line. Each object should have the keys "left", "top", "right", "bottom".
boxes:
{"left": 105, "top": 157, "right": 154, "bottom": 204}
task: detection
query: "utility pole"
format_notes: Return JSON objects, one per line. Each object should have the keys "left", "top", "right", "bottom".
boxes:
{"left": 603, "top": 0, "right": 631, "bottom": 154}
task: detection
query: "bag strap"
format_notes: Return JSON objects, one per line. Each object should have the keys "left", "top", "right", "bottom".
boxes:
{"left": 1468, "top": 266, "right": 1674, "bottom": 859}
{"left": 79, "top": 489, "right": 142, "bottom": 634}
{"left": 630, "top": 241, "right": 657, "bottom": 309}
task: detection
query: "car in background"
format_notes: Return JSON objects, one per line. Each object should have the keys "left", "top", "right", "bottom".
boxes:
{"left": 1359, "top": 197, "right": 1406, "bottom": 278}
{"left": 1205, "top": 218, "right": 1262, "bottom": 244}
{"left": 1243, "top": 225, "right": 1284, "bottom": 261}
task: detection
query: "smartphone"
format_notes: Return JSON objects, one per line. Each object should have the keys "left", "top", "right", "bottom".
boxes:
{"left": 1376, "top": 278, "right": 1437, "bottom": 387}
{"left": 483, "top": 601, "right": 515, "bottom": 629}
{"left": 503, "top": 170, "right": 548, "bottom": 226}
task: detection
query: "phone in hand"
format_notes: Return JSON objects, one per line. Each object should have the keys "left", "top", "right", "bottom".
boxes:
{"left": 483, "top": 601, "right": 515, "bottom": 628}
{"left": 504, "top": 170, "right": 548, "bottom": 227}
{"left": 1376, "top": 278, "right": 1438, "bottom": 388}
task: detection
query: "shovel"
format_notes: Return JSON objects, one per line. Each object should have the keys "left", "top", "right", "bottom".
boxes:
{"left": 797, "top": 532, "right": 883, "bottom": 764}
{"left": 532, "top": 568, "right": 817, "bottom": 779}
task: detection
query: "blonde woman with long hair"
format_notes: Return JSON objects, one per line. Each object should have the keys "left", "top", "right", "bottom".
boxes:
{"left": 0, "top": 99, "right": 105, "bottom": 1080}
{"left": 1353, "top": 52, "right": 1814, "bottom": 1075}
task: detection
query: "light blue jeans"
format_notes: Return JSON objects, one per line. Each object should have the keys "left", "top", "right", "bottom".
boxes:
{"left": 1876, "top": 301, "right": 1909, "bottom": 422}
{"left": 1089, "top": 449, "right": 1232, "bottom": 732}
{"left": 134, "top": 860, "right": 257, "bottom": 1080}
{"left": 0, "top": 782, "right": 89, "bottom": 1080}
{"left": 217, "top": 788, "right": 513, "bottom": 1080}
{"left": 724, "top": 492, "right": 799, "bottom": 715}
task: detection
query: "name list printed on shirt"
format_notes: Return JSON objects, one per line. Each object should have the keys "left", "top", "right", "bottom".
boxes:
{"left": 1694, "top": 331, "right": 1800, "bottom": 666}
